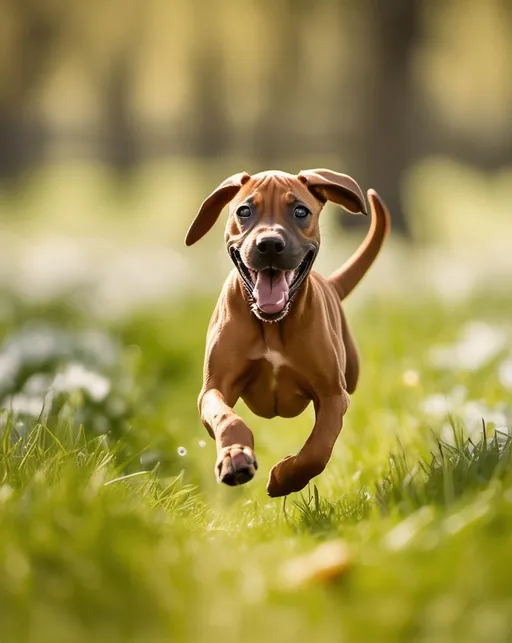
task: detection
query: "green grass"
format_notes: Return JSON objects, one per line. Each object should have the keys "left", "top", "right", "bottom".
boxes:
{"left": 0, "top": 291, "right": 511, "bottom": 642}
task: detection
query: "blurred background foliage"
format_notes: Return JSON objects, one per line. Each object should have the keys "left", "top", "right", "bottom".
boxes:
{"left": 0, "top": 0, "right": 511, "bottom": 236}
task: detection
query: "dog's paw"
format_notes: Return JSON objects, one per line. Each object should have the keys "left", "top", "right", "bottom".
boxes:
{"left": 266, "top": 456, "right": 307, "bottom": 497}
{"left": 216, "top": 444, "right": 258, "bottom": 486}
{"left": 267, "top": 454, "right": 323, "bottom": 497}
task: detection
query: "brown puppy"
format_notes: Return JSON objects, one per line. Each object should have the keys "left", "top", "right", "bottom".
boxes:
{"left": 185, "top": 169, "right": 390, "bottom": 497}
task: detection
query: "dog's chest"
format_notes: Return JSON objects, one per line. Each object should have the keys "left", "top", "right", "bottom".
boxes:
{"left": 243, "top": 343, "right": 309, "bottom": 418}
{"left": 248, "top": 345, "right": 289, "bottom": 386}
{"left": 265, "top": 348, "right": 288, "bottom": 375}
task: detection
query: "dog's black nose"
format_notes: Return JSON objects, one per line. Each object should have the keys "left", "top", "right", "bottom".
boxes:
{"left": 256, "top": 235, "right": 285, "bottom": 255}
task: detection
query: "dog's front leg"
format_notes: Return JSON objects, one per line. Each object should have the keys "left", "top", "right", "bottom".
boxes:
{"left": 266, "top": 393, "right": 349, "bottom": 497}
{"left": 200, "top": 387, "right": 257, "bottom": 486}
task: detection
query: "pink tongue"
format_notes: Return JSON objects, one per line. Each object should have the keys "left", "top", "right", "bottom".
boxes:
{"left": 253, "top": 270, "right": 289, "bottom": 314}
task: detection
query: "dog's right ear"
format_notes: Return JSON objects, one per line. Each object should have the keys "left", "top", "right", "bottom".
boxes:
{"left": 185, "top": 172, "right": 251, "bottom": 246}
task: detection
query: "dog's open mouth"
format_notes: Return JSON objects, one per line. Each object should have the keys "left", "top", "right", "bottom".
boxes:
{"left": 229, "top": 248, "right": 316, "bottom": 320}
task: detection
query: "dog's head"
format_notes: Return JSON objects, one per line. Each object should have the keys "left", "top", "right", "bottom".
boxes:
{"left": 185, "top": 169, "right": 366, "bottom": 322}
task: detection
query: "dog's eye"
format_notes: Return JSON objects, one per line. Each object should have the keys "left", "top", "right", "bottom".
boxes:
{"left": 294, "top": 205, "right": 310, "bottom": 219}
{"left": 237, "top": 206, "right": 252, "bottom": 218}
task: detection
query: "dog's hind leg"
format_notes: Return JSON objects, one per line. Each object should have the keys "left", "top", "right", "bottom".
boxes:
{"left": 341, "top": 307, "right": 359, "bottom": 395}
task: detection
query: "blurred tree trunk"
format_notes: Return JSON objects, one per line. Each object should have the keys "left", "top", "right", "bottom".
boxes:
{"left": 345, "top": 0, "right": 422, "bottom": 237}
{"left": 102, "top": 56, "right": 139, "bottom": 174}
{"left": 0, "top": 1, "right": 60, "bottom": 182}
{"left": 96, "top": 1, "right": 146, "bottom": 175}
{"left": 252, "top": 0, "right": 305, "bottom": 166}
{"left": 187, "top": 0, "right": 227, "bottom": 158}
{"left": 188, "top": 48, "right": 227, "bottom": 158}
{"left": 0, "top": 105, "right": 28, "bottom": 181}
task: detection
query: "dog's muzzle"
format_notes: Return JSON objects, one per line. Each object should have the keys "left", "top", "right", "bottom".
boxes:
{"left": 229, "top": 246, "right": 317, "bottom": 322}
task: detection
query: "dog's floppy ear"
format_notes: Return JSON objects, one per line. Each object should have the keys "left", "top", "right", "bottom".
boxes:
{"left": 185, "top": 172, "right": 251, "bottom": 246}
{"left": 298, "top": 168, "right": 367, "bottom": 215}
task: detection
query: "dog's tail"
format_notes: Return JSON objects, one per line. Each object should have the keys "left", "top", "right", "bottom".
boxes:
{"left": 328, "top": 189, "right": 391, "bottom": 301}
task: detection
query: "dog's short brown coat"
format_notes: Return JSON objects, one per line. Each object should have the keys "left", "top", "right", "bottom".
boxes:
{"left": 185, "top": 169, "right": 390, "bottom": 496}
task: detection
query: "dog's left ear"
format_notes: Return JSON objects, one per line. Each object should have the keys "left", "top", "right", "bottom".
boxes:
{"left": 185, "top": 172, "right": 251, "bottom": 246}
{"left": 298, "top": 168, "right": 367, "bottom": 215}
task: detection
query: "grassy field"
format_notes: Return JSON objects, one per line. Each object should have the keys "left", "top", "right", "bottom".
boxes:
{"left": 0, "top": 287, "right": 511, "bottom": 643}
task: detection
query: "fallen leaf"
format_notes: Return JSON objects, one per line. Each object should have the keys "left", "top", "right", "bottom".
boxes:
{"left": 280, "top": 540, "right": 352, "bottom": 589}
